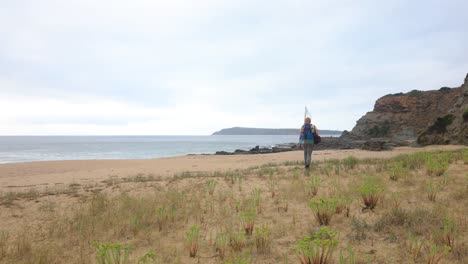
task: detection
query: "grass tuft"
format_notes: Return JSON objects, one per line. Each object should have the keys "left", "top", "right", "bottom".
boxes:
{"left": 308, "top": 199, "right": 338, "bottom": 226}
{"left": 293, "top": 227, "right": 338, "bottom": 264}
{"left": 358, "top": 180, "right": 383, "bottom": 210}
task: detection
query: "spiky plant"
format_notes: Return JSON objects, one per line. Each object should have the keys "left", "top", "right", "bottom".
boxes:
{"left": 358, "top": 180, "right": 383, "bottom": 210}
{"left": 426, "top": 243, "right": 450, "bottom": 264}
{"left": 137, "top": 250, "right": 158, "bottom": 264}
{"left": 408, "top": 233, "right": 424, "bottom": 261}
{"left": 339, "top": 246, "right": 355, "bottom": 264}
{"left": 389, "top": 162, "right": 407, "bottom": 181}
{"left": 440, "top": 217, "right": 457, "bottom": 249}
{"left": 342, "top": 156, "right": 358, "bottom": 170}
{"left": 335, "top": 196, "right": 353, "bottom": 217}
{"left": 186, "top": 225, "right": 200, "bottom": 257}
{"left": 306, "top": 176, "right": 321, "bottom": 198}
{"left": 425, "top": 160, "right": 449, "bottom": 176}
{"left": 93, "top": 242, "right": 130, "bottom": 264}
{"left": 254, "top": 225, "right": 271, "bottom": 254}
{"left": 426, "top": 183, "right": 440, "bottom": 202}
{"left": 308, "top": 199, "right": 338, "bottom": 225}
{"left": 230, "top": 230, "right": 246, "bottom": 252}
{"left": 240, "top": 209, "right": 256, "bottom": 235}
{"left": 293, "top": 227, "right": 338, "bottom": 264}
{"left": 251, "top": 188, "right": 262, "bottom": 213}
{"left": 156, "top": 207, "right": 166, "bottom": 231}
{"left": 215, "top": 232, "right": 229, "bottom": 260}
{"left": 206, "top": 179, "right": 218, "bottom": 196}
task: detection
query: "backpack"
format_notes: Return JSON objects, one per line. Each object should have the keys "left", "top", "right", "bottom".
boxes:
{"left": 301, "top": 123, "right": 321, "bottom": 144}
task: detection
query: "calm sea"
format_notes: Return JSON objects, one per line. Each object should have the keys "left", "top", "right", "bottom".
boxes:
{"left": 0, "top": 135, "right": 340, "bottom": 164}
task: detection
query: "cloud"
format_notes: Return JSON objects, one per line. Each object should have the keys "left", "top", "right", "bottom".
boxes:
{"left": 1, "top": 0, "right": 467, "bottom": 135}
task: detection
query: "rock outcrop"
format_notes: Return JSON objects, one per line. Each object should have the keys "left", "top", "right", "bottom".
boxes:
{"left": 418, "top": 73, "right": 468, "bottom": 145}
{"left": 213, "top": 137, "right": 360, "bottom": 155}
{"left": 342, "top": 73, "right": 468, "bottom": 146}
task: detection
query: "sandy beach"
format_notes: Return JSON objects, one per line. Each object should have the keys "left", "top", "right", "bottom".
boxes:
{"left": 0, "top": 145, "right": 465, "bottom": 191}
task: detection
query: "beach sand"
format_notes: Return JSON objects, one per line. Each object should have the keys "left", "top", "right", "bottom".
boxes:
{"left": 0, "top": 145, "right": 464, "bottom": 191}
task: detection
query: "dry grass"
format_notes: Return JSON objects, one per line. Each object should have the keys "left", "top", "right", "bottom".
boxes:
{"left": 0, "top": 148, "right": 467, "bottom": 263}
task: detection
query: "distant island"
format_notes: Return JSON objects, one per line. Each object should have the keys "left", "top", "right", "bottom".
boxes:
{"left": 212, "top": 127, "right": 343, "bottom": 135}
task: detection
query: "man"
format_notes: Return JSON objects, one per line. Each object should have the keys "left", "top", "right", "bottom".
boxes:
{"left": 299, "top": 117, "right": 318, "bottom": 169}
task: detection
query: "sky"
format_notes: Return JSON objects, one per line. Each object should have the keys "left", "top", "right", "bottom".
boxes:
{"left": 1, "top": 0, "right": 467, "bottom": 135}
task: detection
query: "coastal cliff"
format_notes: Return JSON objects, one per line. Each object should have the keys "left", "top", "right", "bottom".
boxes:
{"left": 343, "top": 73, "right": 468, "bottom": 146}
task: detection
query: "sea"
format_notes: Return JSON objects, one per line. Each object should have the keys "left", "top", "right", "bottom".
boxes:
{"left": 0, "top": 135, "right": 331, "bottom": 164}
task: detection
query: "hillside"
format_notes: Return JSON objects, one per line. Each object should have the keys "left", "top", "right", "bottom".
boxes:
{"left": 342, "top": 73, "right": 468, "bottom": 146}
{"left": 212, "top": 127, "right": 342, "bottom": 135}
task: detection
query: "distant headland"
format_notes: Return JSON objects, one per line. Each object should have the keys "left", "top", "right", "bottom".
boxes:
{"left": 212, "top": 127, "right": 343, "bottom": 135}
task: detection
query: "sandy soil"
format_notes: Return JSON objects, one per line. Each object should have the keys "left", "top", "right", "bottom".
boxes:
{"left": 0, "top": 145, "right": 464, "bottom": 191}
{"left": 0, "top": 145, "right": 466, "bottom": 263}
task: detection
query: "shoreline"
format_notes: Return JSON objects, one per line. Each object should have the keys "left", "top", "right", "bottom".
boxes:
{"left": 0, "top": 145, "right": 465, "bottom": 191}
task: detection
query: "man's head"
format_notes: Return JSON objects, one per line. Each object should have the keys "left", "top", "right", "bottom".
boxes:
{"left": 304, "top": 117, "right": 311, "bottom": 124}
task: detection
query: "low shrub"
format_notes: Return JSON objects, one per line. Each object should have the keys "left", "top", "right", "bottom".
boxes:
{"left": 206, "top": 179, "right": 218, "bottom": 196}
{"left": 308, "top": 199, "right": 338, "bottom": 225}
{"left": 408, "top": 233, "right": 424, "bottom": 261}
{"left": 342, "top": 156, "right": 358, "bottom": 170}
{"left": 186, "top": 225, "right": 200, "bottom": 257}
{"left": 374, "top": 208, "right": 409, "bottom": 232}
{"left": 254, "top": 225, "right": 271, "bottom": 254}
{"left": 306, "top": 176, "right": 321, "bottom": 198}
{"left": 240, "top": 209, "right": 256, "bottom": 235}
{"left": 388, "top": 162, "right": 407, "bottom": 181}
{"left": 229, "top": 231, "right": 246, "bottom": 252}
{"left": 426, "top": 183, "right": 440, "bottom": 202}
{"left": 293, "top": 227, "right": 338, "bottom": 264}
{"left": 339, "top": 246, "right": 355, "bottom": 264}
{"left": 436, "top": 217, "right": 457, "bottom": 249}
{"left": 335, "top": 196, "right": 353, "bottom": 217}
{"left": 137, "top": 251, "right": 158, "bottom": 264}
{"left": 215, "top": 232, "right": 229, "bottom": 260}
{"left": 358, "top": 180, "right": 383, "bottom": 210}
{"left": 426, "top": 243, "right": 450, "bottom": 264}
{"left": 425, "top": 160, "right": 449, "bottom": 176}
{"left": 350, "top": 217, "right": 369, "bottom": 241}
{"left": 250, "top": 188, "right": 262, "bottom": 213}
{"left": 93, "top": 242, "right": 130, "bottom": 264}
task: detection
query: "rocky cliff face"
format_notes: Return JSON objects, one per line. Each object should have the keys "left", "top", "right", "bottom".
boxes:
{"left": 418, "top": 73, "right": 468, "bottom": 145}
{"left": 343, "top": 73, "right": 467, "bottom": 146}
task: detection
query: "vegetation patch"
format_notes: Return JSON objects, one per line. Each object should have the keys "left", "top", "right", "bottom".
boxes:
{"left": 308, "top": 198, "right": 338, "bottom": 226}
{"left": 0, "top": 148, "right": 467, "bottom": 263}
{"left": 367, "top": 122, "right": 390, "bottom": 137}
{"left": 293, "top": 227, "right": 338, "bottom": 264}
{"left": 358, "top": 180, "right": 384, "bottom": 210}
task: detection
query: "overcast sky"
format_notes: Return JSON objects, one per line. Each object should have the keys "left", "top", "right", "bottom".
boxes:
{"left": 1, "top": 0, "right": 467, "bottom": 135}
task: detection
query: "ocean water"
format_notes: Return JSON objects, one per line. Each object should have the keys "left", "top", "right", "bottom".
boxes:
{"left": 0, "top": 135, "right": 327, "bottom": 164}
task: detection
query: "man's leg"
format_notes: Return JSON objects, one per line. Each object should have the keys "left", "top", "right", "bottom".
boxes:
{"left": 303, "top": 146, "right": 308, "bottom": 168}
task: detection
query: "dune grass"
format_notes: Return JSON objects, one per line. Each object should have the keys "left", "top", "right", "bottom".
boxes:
{"left": 0, "top": 148, "right": 467, "bottom": 263}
